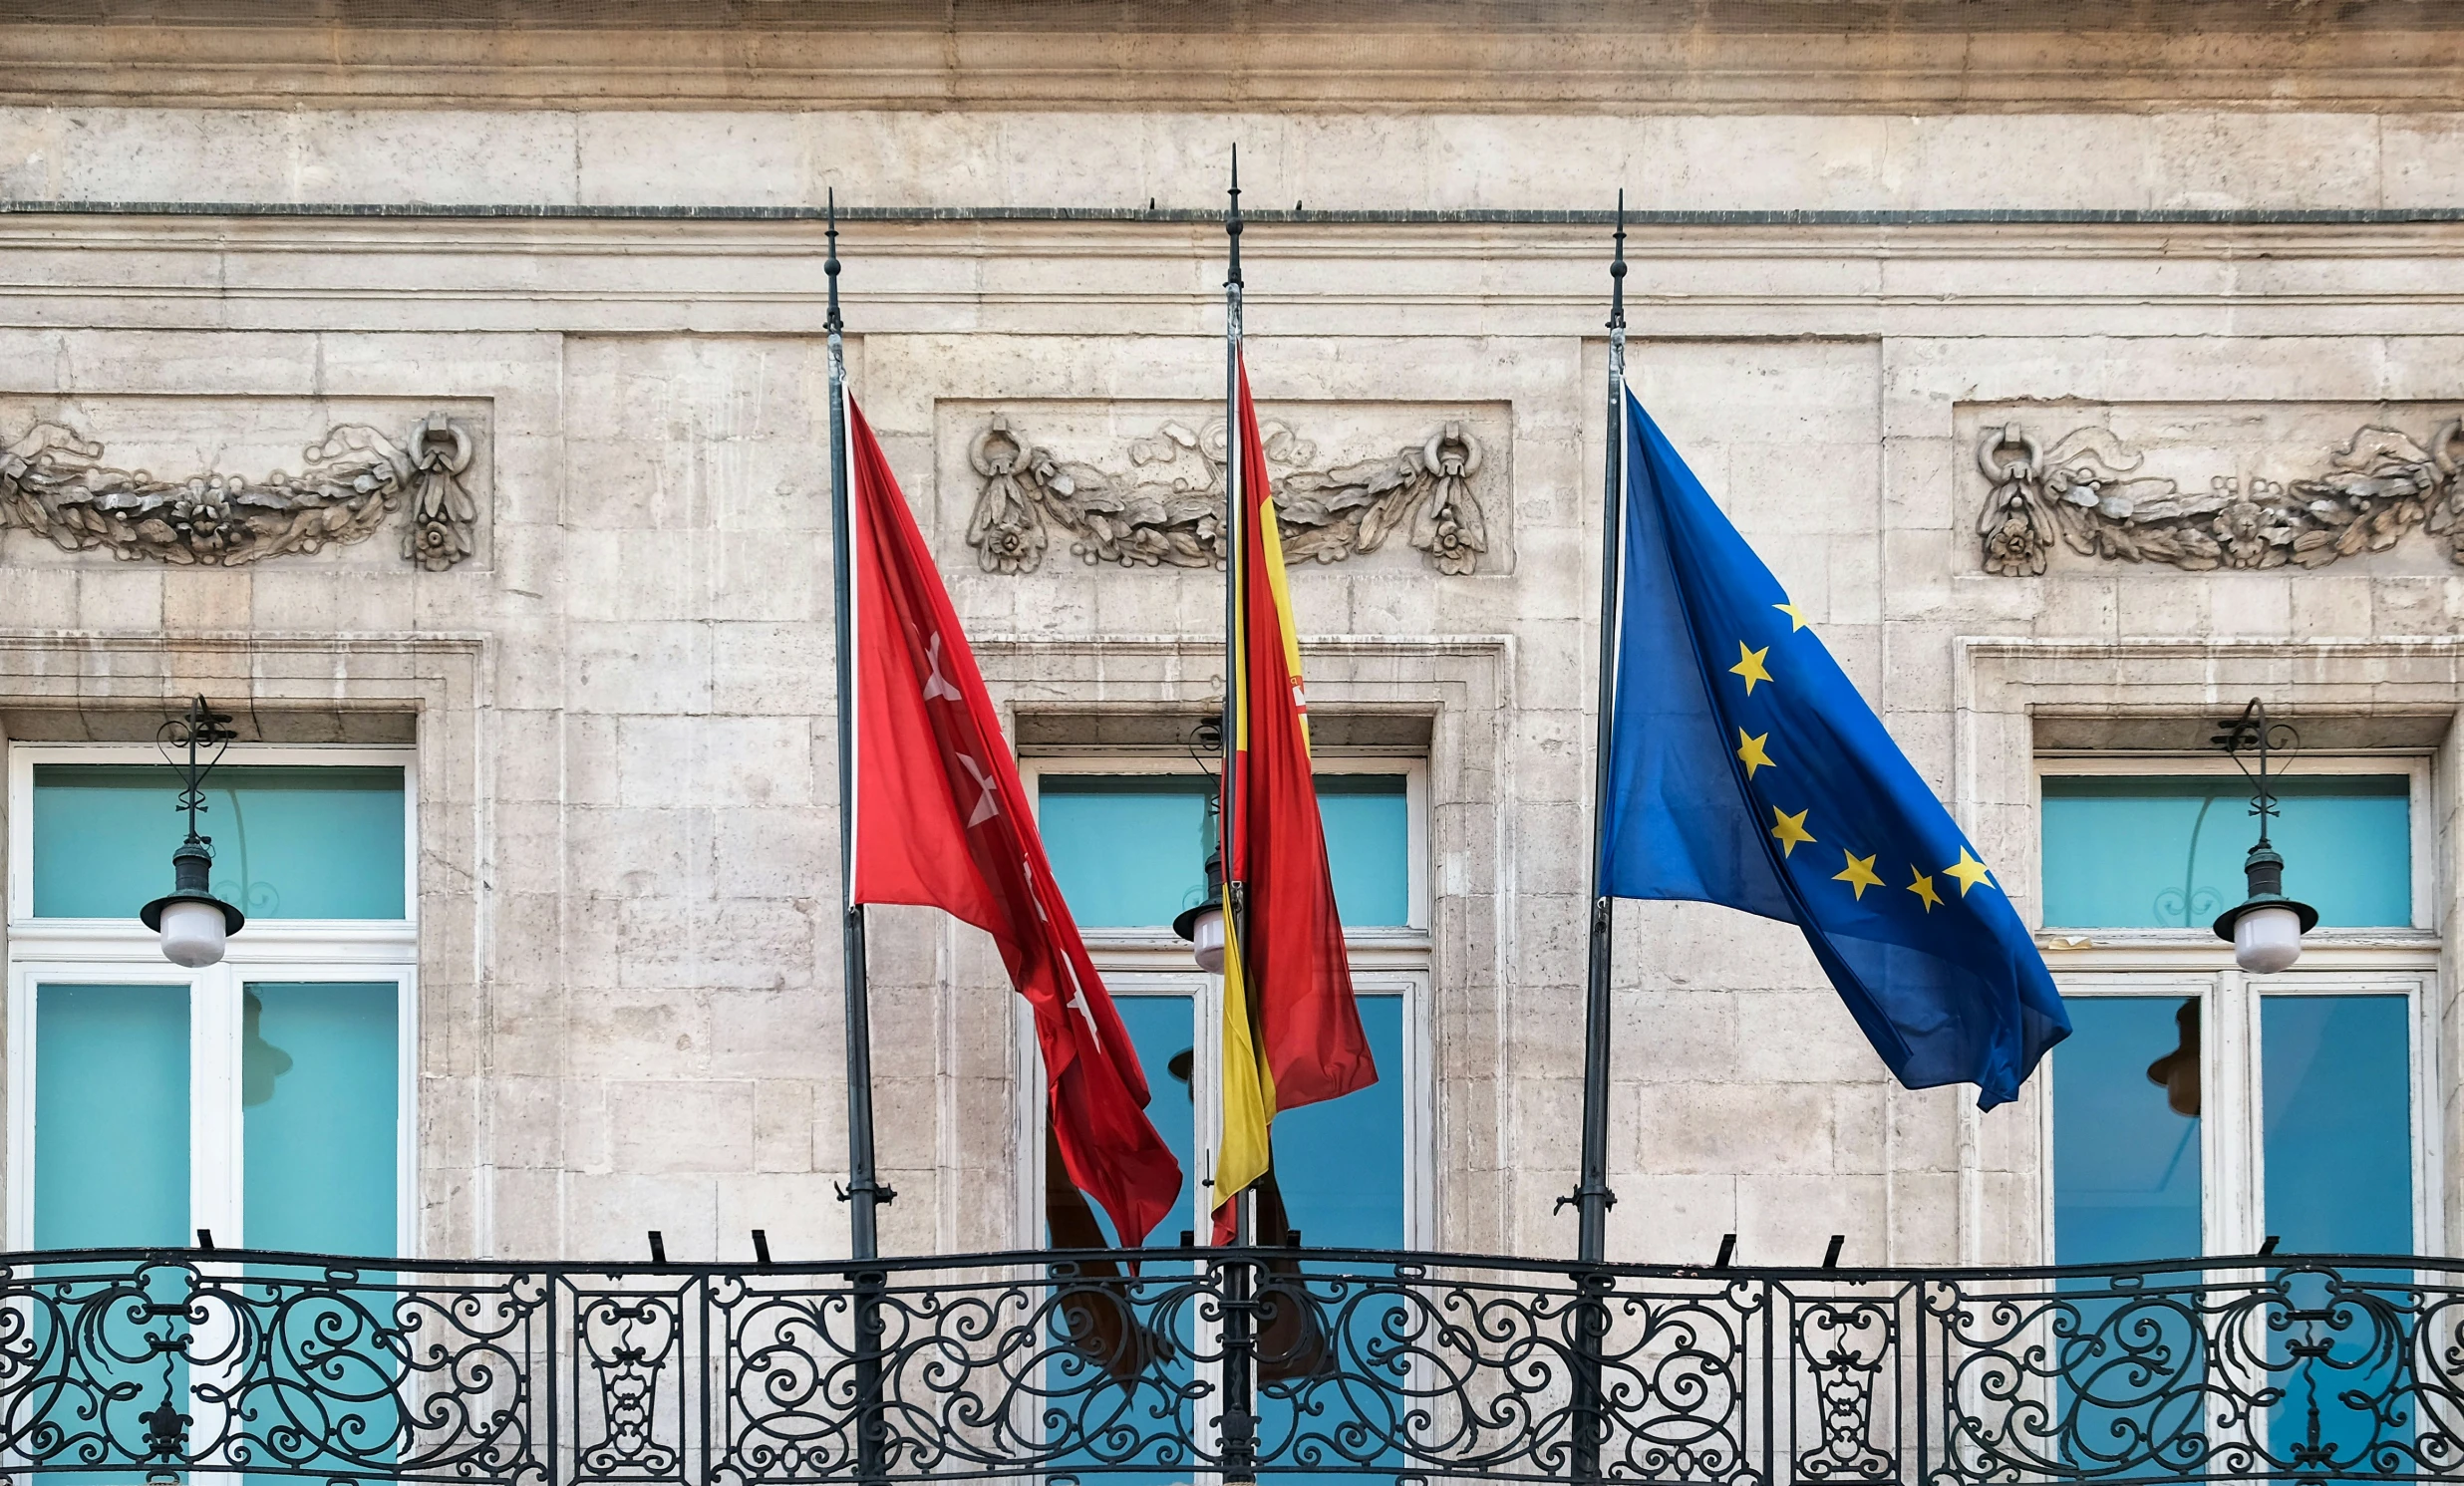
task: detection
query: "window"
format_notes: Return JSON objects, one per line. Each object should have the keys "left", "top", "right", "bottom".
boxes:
{"left": 1025, "top": 757, "right": 1428, "bottom": 1483}
{"left": 6, "top": 745, "right": 417, "bottom": 1256}
{"left": 2037, "top": 761, "right": 2435, "bottom": 1261}
{"left": 1024, "top": 758, "right": 1429, "bottom": 1250}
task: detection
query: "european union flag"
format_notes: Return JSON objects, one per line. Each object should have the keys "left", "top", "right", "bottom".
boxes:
{"left": 1601, "top": 390, "right": 2068, "bottom": 1108}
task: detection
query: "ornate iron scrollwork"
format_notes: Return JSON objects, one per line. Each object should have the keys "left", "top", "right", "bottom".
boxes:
{"left": 0, "top": 1248, "right": 2450, "bottom": 1484}
{"left": 0, "top": 1256, "right": 546, "bottom": 1484}
{"left": 576, "top": 1290, "right": 684, "bottom": 1477}
{"left": 1792, "top": 1297, "right": 1895, "bottom": 1481}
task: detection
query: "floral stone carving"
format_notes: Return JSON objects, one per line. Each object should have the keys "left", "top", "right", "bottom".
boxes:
{"left": 966, "top": 411, "right": 1491, "bottom": 575}
{"left": 0, "top": 412, "right": 479, "bottom": 569}
{"left": 1977, "top": 416, "right": 2464, "bottom": 576}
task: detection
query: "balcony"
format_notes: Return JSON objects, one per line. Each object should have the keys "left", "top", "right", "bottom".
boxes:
{"left": 4, "top": 1244, "right": 2454, "bottom": 1484}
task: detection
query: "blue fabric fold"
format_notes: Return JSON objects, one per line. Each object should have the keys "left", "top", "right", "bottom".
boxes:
{"left": 1600, "top": 390, "right": 2068, "bottom": 1108}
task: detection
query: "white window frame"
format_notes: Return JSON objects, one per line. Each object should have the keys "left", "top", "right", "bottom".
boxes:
{"left": 5, "top": 743, "right": 419, "bottom": 1257}
{"left": 2033, "top": 752, "right": 2441, "bottom": 1260}
{"left": 1014, "top": 756, "right": 1434, "bottom": 1252}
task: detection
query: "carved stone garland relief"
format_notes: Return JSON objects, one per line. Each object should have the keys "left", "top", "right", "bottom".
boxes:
{"left": 1977, "top": 415, "right": 2464, "bottom": 575}
{"left": 965, "top": 411, "right": 1491, "bottom": 575}
{"left": 0, "top": 412, "right": 480, "bottom": 569}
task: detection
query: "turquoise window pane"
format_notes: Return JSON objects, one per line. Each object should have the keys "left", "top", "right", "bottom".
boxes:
{"left": 1270, "top": 994, "right": 1405, "bottom": 1248}
{"left": 2262, "top": 995, "right": 2410, "bottom": 1254}
{"left": 1060, "top": 994, "right": 1406, "bottom": 1248}
{"left": 1316, "top": 776, "right": 1409, "bottom": 927}
{"left": 32, "top": 764, "right": 407, "bottom": 920}
{"left": 238, "top": 986, "right": 406, "bottom": 1485}
{"left": 1039, "top": 776, "right": 1216, "bottom": 928}
{"left": 2053, "top": 996, "right": 2201, "bottom": 1264}
{"left": 1038, "top": 772, "right": 1411, "bottom": 928}
{"left": 1069, "top": 993, "right": 1196, "bottom": 1248}
{"left": 1259, "top": 997, "right": 1406, "bottom": 1485}
{"left": 1046, "top": 993, "right": 1195, "bottom": 1486}
{"left": 36, "top": 984, "right": 189, "bottom": 1248}
{"left": 2257, "top": 1000, "right": 2414, "bottom": 1478}
{"left": 2258, "top": 997, "right": 2412, "bottom": 1476}
{"left": 244, "top": 983, "right": 399, "bottom": 1255}
{"left": 2041, "top": 775, "right": 2408, "bottom": 929}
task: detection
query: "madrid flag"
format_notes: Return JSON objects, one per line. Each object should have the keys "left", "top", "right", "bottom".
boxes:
{"left": 1214, "top": 359, "right": 1379, "bottom": 1233}
{"left": 845, "top": 397, "right": 1183, "bottom": 1248}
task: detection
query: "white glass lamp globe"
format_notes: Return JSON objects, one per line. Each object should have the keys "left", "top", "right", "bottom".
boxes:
{"left": 158, "top": 898, "right": 231, "bottom": 968}
{"left": 1188, "top": 906, "right": 1226, "bottom": 975}
{"left": 2232, "top": 904, "right": 2305, "bottom": 975}
{"left": 2211, "top": 842, "right": 2313, "bottom": 977}
{"left": 142, "top": 840, "right": 245, "bottom": 968}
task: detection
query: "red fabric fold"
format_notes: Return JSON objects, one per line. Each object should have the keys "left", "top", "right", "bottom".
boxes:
{"left": 1230, "top": 359, "right": 1380, "bottom": 1116}
{"left": 846, "top": 396, "right": 1182, "bottom": 1248}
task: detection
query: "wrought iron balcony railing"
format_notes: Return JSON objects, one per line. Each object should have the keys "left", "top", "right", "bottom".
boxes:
{"left": 2, "top": 1244, "right": 2455, "bottom": 1485}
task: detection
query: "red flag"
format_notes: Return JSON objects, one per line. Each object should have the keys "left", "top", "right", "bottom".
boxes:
{"left": 1214, "top": 357, "right": 1379, "bottom": 1233}
{"left": 846, "top": 396, "right": 1182, "bottom": 1248}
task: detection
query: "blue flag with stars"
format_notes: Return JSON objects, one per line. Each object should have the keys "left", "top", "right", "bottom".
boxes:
{"left": 1601, "top": 390, "right": 2068, "bottom": 1108}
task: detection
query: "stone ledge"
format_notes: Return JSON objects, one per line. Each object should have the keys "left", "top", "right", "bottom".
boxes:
{"left": 4, "top": 5, "right": 2462, "bottom": 112}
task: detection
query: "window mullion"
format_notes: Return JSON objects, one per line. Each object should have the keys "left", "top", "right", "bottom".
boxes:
{"left": 2206, "top": 969, "right": 2262, "bottom": 1256}
{"left": 1194, "top": 973, "right": 1223, "bottom": 1239}
{"left": 2410, "top": 979, "right": 2440, "bottom": 1254}
{"left": 190, "top": 963, "right": 243, "bottom": 1249}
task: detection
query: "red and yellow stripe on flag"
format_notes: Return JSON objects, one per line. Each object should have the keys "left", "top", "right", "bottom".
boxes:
{"left": 1215, "top": 357, "right": 1379, "bottom": 1233}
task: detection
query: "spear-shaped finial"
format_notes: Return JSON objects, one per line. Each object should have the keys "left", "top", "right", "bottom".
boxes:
{"left": 1226, "top": 145, "right": 1244, "bottom": 289}
{"left": 1609, "top": 188, "right": 1627, "bottom": 333}
{"left": 824, "top": 186, "right": 842, "bottom": 335}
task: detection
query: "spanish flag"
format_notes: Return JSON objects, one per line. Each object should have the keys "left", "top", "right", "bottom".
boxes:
{"left": 1214, "top": 357, "right": 1379, "bottom": 1236}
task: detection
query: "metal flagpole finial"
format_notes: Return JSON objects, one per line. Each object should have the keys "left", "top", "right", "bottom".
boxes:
{"left": 1609, "top": 189, "right": 1627, "bottom": 333}
{"left": 824, "top": 187, "right": 842, "bottom": 337}
{"left": 1226, "top": 146, "right": 1244, "bottom": 291}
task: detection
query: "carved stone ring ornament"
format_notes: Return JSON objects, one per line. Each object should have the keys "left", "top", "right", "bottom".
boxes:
{"left": 965, "top": 411, "right": 1491, "bottom": 576}
{"left": 0, "top": 412, "right": 480, "bottom": 570}
{"left": 1977, "top": 416, "right": 2464, "bottom": 575}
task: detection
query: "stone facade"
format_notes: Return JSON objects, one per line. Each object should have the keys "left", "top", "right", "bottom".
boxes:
{"left": 0, "top": 2, "right": 2460, "bottom": 1269}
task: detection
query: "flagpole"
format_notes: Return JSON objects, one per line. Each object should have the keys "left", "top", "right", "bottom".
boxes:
{"left": 1219, "top": 146, "right": 1259, "bottom": 1486}
{"left": 1220, "top": 148, "right": 1249, "bottom": 1249}
{"left": 824, "top": 189, "right": 891, "bottom": 1486}
{"left": 1568, "top": 192, "right": 1629, "bottom": 1486}
{"left": 1574, "top": 195, "right": 1628, "bottom": 1267}
{"left": 825, "top": 190, "right": 891, "bottom": 1263}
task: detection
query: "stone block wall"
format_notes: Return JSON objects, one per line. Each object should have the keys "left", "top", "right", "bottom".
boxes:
{"left": 2, "top": 6, "right": 2461, "bottom": 1267}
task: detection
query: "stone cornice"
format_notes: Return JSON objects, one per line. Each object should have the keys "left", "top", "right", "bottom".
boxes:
{"left": 4, "top": 4, "right": 2463, "bottom": 112}
{"left": 9, "top": 212, "right": 2464, "bottom": 258}
{"left": 10, "top": 203, "right": 2464, "bottom": 228}
{"left": 5, "top": 214, "right": 2464, "bottom": 339}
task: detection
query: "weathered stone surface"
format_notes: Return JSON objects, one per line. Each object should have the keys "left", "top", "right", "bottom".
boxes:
{"left": 0, "top": 8, "right": 2459, "bottom": 1275}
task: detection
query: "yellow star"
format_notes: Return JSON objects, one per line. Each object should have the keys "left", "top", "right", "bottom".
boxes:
{"left": 1774, "top": 600, "right": 1809, "bottom": 632}
{"left": 1907, "top": 868, "right": 1942, "bottom": 912}
{"left": 1945, "top": 847, "right": 1995, "bottom": 897}
{"left": 1735, "top": 730, "right": 1774, "bottom": 778}
{"left": 1768, "top": 805, "right": 1815, "bottom": 858}
{"left": 1729, "top": 642, "right": 1772, "bottom": 695}
{"left": 1833, "top": 851, "right": 1883, "bottom": 900}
